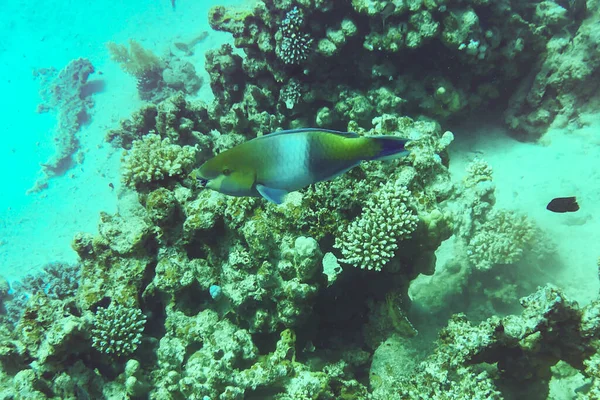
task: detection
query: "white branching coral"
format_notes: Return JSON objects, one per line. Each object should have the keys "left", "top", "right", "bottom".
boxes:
{"left": 122, "top": 133, "right": 197, "bottom": 186}
{"left": 276, "top": 7, "right": 313, "bottom": 65}
{"left": 335, "top": 180, "right": 419, "bottom": 271}
{"left": 91, "top": 303, "right": 146, "bottom": 356}
{"left": 467, "top": 209, "right": 536, "bottom": 270}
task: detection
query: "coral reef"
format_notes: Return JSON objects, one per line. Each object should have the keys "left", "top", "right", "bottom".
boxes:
{"left": 5, "top": 0, "right": 599, "bottom": 398}
{"left": 31, "top": 58, "right": 97, "bottom": 192}
{"left": 372, "top": 284, "right": 600, "bottom": 400}
{"left": 0, "top": 90, "right": 457, "bottom": 397}
{"left": 107, "top": 40, "right": 202, "bottom": 102}
{"left": 205, "top": 0, "right": 590, "bottom": 138}
{"left": 506, "top": 1, "right": 600, "bottom": 138}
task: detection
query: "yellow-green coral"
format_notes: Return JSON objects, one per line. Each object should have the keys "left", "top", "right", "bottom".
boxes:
{"left": 106, "top": 40, "right": 162, "bottom": 76}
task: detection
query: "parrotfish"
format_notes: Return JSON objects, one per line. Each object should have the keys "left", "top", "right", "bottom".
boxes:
{"left": 193, "top": 128, "right": 410, "bottom": 204}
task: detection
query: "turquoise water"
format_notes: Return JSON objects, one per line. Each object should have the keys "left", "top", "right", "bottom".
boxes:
{"left": 1, "top": 0, "right": 599, "bottom": 398}
{"left": 0, "top": 0, "right": 242, "bottom": 278}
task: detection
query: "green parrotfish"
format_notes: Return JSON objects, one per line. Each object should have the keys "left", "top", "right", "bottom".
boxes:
{"left": 193, "top": 128, "right": 410, "bottom": 204}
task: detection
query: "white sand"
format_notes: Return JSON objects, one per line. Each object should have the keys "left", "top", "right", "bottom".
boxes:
{"left": 449, "top": 115, "right": 600, "bottom": 305}
{"left": 0, "top": 0, "right": 244, "bottom": 281}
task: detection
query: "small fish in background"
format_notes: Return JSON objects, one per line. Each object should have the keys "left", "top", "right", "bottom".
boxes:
{"left": 547, "top": 196, "right": 580, "bottom": 213}
{"left": 192, "top": 128, "right": 410, "bottom": 204}
{"left": 171, "top": 0, "right": 176, "bottom": 10}
{"left": 171, "top": 32, "right": 209, "bottom": 57}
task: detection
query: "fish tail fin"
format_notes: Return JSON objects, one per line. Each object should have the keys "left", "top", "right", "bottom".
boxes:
{"left": 366, "top": 136, "right": 410, "bottom": 161}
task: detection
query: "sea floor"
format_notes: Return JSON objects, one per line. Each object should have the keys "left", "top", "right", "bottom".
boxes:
{"left": 449, "top": 115, "right": 600, "bottom": 305}
{"left": 0, "top": 0, "right": 244, "bottom": 280}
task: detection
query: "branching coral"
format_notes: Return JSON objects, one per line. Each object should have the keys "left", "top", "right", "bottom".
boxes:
{"left": 279, "top": 79, "right": 302, "bottom": 109}
{"left": 91, "top": 304, "right": 146, "bottom": 357}
{"left": 11, "top": 263, "right": 81, "bottom": 301}
{"left": 467, "top": 209, "right": 536, "bottom": 270}
{"left": 335, "top": 180, "right": 419, "bottom": 271}
{"left": 107, "top": 40, "right": 162, "bottom": 78}
{"left": 275, "top": 7, "right": 314, "bottom": 65}
{"left": 38, "top": 263, "right": 81, "bottom": 300}
{"left": 121, "top": 133, "right": 198, "bottom": 188}
{"left": 1, "top": 262, "right": 81, "bottom": 328}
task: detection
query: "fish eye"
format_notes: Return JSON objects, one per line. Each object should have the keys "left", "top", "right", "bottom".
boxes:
{"left": 197, "top": 177, "right": 208, "bottom": 187}
{"left": 222, "top": 168, "right": 232, "bottom": 176}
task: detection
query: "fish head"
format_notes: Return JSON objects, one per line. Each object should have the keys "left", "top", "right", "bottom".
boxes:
{"left": 194, "top": 153, "right": 255, "bottom": 196}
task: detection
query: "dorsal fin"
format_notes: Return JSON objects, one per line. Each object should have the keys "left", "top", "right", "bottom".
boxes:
{"left": 256, "top": 128, "right": 360, "bottom": 140}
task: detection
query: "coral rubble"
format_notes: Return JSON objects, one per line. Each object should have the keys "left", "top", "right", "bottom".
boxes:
{"left": 31, "top": 58, "right": 97, "bottom": 193}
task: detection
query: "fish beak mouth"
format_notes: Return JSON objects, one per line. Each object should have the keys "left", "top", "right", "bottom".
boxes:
{"left": 197, "top": 177, "right": 208, "bottom": 188}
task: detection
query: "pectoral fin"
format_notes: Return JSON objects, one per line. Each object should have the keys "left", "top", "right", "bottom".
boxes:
{"left": 256, "top": 184, "right": 289, "bottom": 204}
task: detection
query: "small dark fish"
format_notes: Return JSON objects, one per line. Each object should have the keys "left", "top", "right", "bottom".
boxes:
{"left": 171, "top": 0, "right": 176, "bottom": 10}
{"left": 547, "top": 196, "right": 579, "bottom": 213}
{"left": 108, "top": 182, "right": 114, "bottom": 190}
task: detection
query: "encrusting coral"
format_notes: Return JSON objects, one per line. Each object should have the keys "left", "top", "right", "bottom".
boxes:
{"left": 121, "top": 133, "right": 198, "bottom": 189}
{"left": 505, "top": 1, "right": 599, "bottom": 138}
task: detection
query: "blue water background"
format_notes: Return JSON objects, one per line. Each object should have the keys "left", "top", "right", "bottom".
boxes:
{"left": 0, "top": 0, "right": 244, "bottom": 280}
